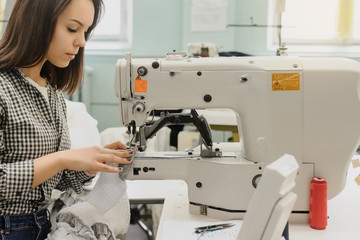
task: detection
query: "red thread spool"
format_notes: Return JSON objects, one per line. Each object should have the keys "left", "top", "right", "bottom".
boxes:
{"left": 309, "top": 177, "right": 327, "bottom": 230}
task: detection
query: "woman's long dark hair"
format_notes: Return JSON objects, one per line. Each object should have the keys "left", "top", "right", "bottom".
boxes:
{"left": 0, "top": 0, "right": 103, "bottom": 95}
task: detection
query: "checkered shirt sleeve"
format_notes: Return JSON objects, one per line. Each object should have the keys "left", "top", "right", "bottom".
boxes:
{"left": 0, "top": 69, "right": 92, "bottom": 215}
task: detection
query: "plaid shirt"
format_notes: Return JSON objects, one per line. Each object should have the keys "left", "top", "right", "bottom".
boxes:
{"left": 0, "top": 68, "right": 91, "bottom": 216}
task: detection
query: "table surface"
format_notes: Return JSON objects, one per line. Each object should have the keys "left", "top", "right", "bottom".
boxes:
{"left": 127, "top": 155, "right": 360, "bottom": 240}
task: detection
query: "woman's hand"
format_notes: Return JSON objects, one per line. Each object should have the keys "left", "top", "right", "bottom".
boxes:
{"left": 104, "top": 141, "right": 128, "bottom": 151}
{"left": 84, "top": 141, "right": 132, "bottom": 176}
{"left": 32, "top": 141, "right": 134, "bottom": 188}
{"left": 59, "top": 144, "right": 134, "bottom": 173}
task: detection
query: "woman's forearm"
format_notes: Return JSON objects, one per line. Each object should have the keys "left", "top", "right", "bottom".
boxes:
{"left": 32, "top": 152, "right": 65, "bottom": 188}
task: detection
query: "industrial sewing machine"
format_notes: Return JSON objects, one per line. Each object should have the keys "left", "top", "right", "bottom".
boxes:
{"left": 114, "top": 52, "right": 360, "bottom": 222}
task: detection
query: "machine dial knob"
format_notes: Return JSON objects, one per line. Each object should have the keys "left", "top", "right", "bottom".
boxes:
{"left": 134, "top": 102, "right": 146, "bottom": 113}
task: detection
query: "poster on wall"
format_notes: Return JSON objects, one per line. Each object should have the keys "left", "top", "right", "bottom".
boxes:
{"left": 191, "top": 0, "right": 228, "bottom": 32}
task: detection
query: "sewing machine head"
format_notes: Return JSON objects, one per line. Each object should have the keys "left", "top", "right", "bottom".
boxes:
{"left": 115, "top": 52, "right": 360, "bottom": 218}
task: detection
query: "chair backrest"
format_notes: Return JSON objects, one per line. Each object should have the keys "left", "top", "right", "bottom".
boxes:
{"left": 237, "top": 154, "right": 299, "bottom": 240}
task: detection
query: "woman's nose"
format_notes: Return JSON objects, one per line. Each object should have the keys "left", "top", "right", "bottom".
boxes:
{"left": 75, "top": 33, "right": 86, "bottom": 47}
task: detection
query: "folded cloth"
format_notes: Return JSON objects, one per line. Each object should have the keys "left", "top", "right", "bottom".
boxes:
{"left": 47, "top": 202, "right": 116, "bottom": 240}
{"left": 48, "top": 172, "right": 130, "bottom": 239}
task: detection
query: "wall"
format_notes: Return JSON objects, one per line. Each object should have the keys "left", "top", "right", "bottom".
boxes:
{"left": 234, "top": 0, "right": 271, "bottom": 55}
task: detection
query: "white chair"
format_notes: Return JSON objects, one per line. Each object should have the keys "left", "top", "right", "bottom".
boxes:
{"left": 237, "top": 154, "right": 299, "bottom": 240}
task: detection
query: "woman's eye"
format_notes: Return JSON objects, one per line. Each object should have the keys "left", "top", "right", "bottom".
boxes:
{"left": 68, "top": 28, "right": 76, "bottom": 33}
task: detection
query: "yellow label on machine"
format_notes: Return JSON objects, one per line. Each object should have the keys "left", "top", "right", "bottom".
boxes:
{"left": 272, "top": 73, "right": 300, "bottom": 91}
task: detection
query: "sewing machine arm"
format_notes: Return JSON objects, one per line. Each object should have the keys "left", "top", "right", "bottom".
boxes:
{"left": 137, "top": 109, "right": 213, "bottom": 152}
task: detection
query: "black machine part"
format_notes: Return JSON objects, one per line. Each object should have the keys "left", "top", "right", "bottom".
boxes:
{"left": 137, "top": 109, "right": 213, "bottom": 151}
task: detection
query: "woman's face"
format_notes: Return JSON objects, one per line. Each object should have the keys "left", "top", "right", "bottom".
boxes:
{"left": 46, "top": 0, "right": 95, "bottom": 68}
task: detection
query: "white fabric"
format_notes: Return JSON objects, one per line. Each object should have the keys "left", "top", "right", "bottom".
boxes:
{"left": 64, "top": 102, "right": 130, "bottom": 236}
{"left": 99, "top": 126, "right": 171, "bottom": 236}
{"left": 65, "top": 100, "right": 101, "bottom": 149}
{"left": 47, "top": 202, "right": 116, "bottom": 240}
{"left": 99, "top": 128, "right": 132, "bottom": 236}
{"left": 48, "top": 107, "right": 171, "bottom": 238}
{"left": 85, "top": 170, "right": 130, "bottom": 233}
{"left": 48, "top": 101, "right": 127, "bottom": 239}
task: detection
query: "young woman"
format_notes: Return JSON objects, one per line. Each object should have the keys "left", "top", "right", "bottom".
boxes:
{"left": 0, "top": 0, "right": 133, "bottom": 239}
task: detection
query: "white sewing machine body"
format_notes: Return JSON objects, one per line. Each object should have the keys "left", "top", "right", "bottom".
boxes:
{"left": 114, "top": 53, "right": 360, "bottom": 221}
